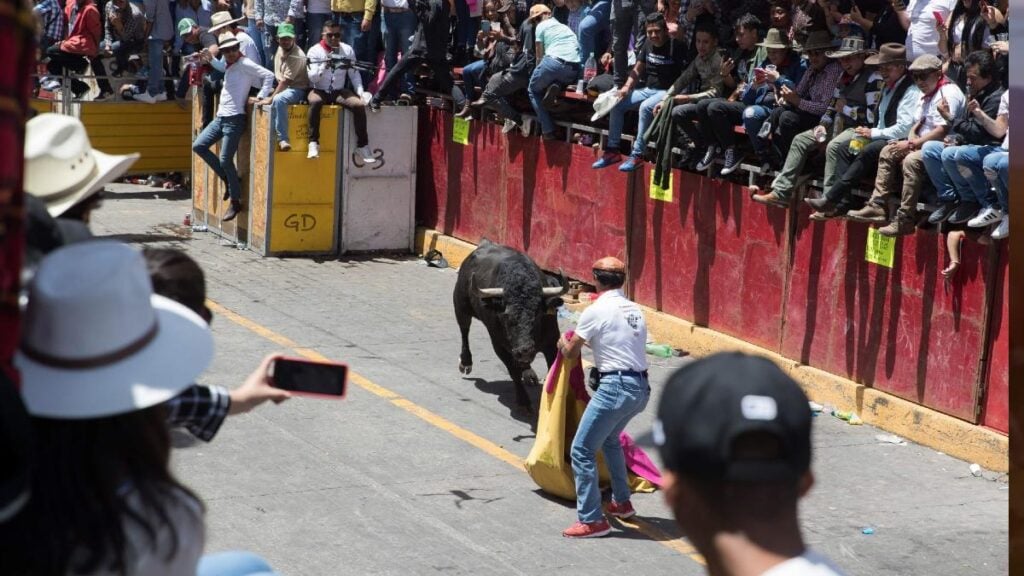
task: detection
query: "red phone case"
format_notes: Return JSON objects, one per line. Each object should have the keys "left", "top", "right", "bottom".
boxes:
{"left": 933, "top": 10, "right": 945, "bottom": 26}
{"left": 271, "top": 356, "right": 349, "bottom": 400}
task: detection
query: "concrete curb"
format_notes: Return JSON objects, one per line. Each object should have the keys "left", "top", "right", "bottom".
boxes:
{"left": 413, "top": 227, "right": 1009, "bottom": 473}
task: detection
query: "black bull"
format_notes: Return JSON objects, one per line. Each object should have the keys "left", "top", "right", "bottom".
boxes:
{"left": 453, "top": 241, "right": 567, "bottom": 410}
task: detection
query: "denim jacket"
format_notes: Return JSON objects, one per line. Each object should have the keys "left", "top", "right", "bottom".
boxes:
{"left": 740, "top": 54, "right": 806, "bottom": 108}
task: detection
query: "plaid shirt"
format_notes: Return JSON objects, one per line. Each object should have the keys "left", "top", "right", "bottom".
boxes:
{"left": 104, "top": 1, "right": 147, "bottom": 44}
{"left": 165, "top": 384, "right": 231, "bottom": 442}
{"left": 794, "top": 59, "right": 842, "bottom": 116}
{"left": 34, "top": 0, "right": 66, "bottom": 43}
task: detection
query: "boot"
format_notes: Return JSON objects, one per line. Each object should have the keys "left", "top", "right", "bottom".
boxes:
{"left": 222, "top": 200, "right": 242, "bottom": 222}
{"left": 878, "top": 211, "right": 916, "bottom": 237}
{"left": 804, "top": 195, "right": 835, "bottom": 211}
{"left": 846, "top": 202, "right": 888, "bottom": 223}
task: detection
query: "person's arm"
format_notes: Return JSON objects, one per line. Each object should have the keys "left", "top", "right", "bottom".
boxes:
{"left": 104, "top": 5, "right": 115, "bottom": 45}
{"left": 362, "top": 0, "right": 377, "bottom": 31}
{"left": 144, "top": 0, "right": 156, "bottom": 36}
{"left": 688, "top": 55, "right": 722, "bottom": 102}
{"left": 307, "top": 45, "right": 324, "bottom": 86}
{"left": 668, "top": 59, "right": 696, "bottom": 102}
{"left": 893, "top": 0, "right": 910, "bottom": 30}
{"left": 620, "top": 58, "right": 645, "bottom": 96}
{"left": 818, "top": 84, "right": 842, "bottom": 127}
{"left": 972, "top": 103, "right": 1008, "bottom": 140}
{"left": 909, "top": 124, "right": 946, "bottom": 148}
{"left": 557, "top": 332, "right": 586, "bottom": 359}
{"left": 255, "top": 0, "right": 265, "bottom": 23}
{"left": 165, "top": 384, "right": 232, "bottom": 442}
{"left": 535, "top": 37, "right": 544, "bottom": 63}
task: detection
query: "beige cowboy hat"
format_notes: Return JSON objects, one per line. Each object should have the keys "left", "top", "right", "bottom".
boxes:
{"left": 24, "top": 114, "right": 139, "bottom": 218}
{"left": 865, "top": 42, "right": 907, "bottom": 66}
{"left": 826, "top": 35, "right": 875, "bottom": 58}
{"left": 757, "top": 28, "right": 789, "bottom": 49}
{"left": 208, "top": 10, "right": 245, "bottom": 34}
{"left": 591, "top": 88, "right": 622, "bottom": 122}
{"left": 218, "top": 30, "right": 241, "bottom": 50}
{"left": 16, "top": 241, "right": 214, "bottom": 419}
{"left": 800, "top": 30, "right": 836, "bottom": 53}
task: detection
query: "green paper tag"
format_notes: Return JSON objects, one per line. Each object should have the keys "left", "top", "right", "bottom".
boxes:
{"left": 865, "top": 227, "right": 895, "bottom": 268}
{"left": 452, "top": 117, "right": 470, "bottom": 145}
{"left": 649, "top": 170, "right": 673, "bottom": 202}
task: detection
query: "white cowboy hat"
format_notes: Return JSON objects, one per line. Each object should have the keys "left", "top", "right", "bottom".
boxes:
{"left": 16, "top": 241, "right": 214, "bottom": 419}
{"left": 218, "top": 30, "right": 241, "bottom": 50}
{"left": 208, "top": 10, "right": 245, "bottom": 34}
{"left": 24, "top": 114, "right": 139, "bottom": 217}
{"left": 591, "top": 89, "right": 622, "bottom": 122}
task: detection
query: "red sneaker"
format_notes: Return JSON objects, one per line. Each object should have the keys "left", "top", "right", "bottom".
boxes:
{"left": 606, "top": 500, "right": 636, "bottom": 519}
{"left": 562, "top": 519, "right": 612, "bottom": 539}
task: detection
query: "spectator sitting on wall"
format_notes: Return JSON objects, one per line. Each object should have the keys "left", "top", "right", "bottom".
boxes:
{"left": 104, "top": 0, "right": 148, "bottom": 78}
{"left": 593, "top": 13, "right": 686, "bottom": 172}
{"left": 979, "top": 102, "right": 1008, "bottom": 239}
{"left": 525, "top": 4, "right": 582, "bottom": 140}
{"left": 920, "top": 49, "right": 1004, "bottom": 228}
{"left": 687, "top": 13, "right": 768, "bottom": 175}
{"left": 752, "top": 34, "right": 880, "bottom": 207}
{"left": 738, "top": 28, "right": 807, "bottom": 175}
{"left": 454, "top": 0, "right": 517, "bottom": 118}
{"left": 256, "top": 22, "right": 309, "bottom": 152}
{"left": 174, "top": 18, "right": 221, "bottom": 114}
{"left": 806, "top": 42, "right": 920, "bottom": 220}
{"left": 33, "top": 0, "right": 66, "bottom": 53}
{"left": 846, "top": 53, "right": 964, "bottom": 236}
{"left": 45, "top": 0, "right": 115, "bottom": 100}
{"left": 369, "top": 0, "right": 456, "bottom": 111}
{"left": 467, "top": 0, "right": 538, "bottom": 134}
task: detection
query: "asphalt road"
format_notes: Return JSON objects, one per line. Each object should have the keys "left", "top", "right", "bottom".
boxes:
{"left": 87, "top": 184, "right": 1008, "bottom": 575}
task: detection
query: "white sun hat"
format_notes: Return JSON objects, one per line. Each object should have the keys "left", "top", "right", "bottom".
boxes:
{"left": 15, "top": 241, "right": 214, "bottom": 419}
{"left": 208, "top": 10, "right": 245, "bottom": 34}
{"left": 23, "top": 114, "right": 139, "bottom": 218}
{"left": 591, "top": 89, "right": 622, "bottom": 122}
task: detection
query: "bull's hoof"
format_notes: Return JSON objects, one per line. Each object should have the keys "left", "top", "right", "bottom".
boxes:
{"left": 459, "top": 362, "right": 473, "bottom": 375}
{"left": 522, "top": 368, "right": 540, "bottom": 387}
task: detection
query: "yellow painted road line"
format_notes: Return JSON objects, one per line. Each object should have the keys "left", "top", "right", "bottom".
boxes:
{"left": 208, "top": 298, "right": 705, "bottom": 564}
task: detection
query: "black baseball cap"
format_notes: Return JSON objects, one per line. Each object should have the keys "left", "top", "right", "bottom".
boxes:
{"left": 641, "top": 352, "right": 812, "bottom": 483}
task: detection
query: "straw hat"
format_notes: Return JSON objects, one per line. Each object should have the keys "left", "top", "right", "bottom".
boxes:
{"left": 757, "top": 28, "right": 790, "bottom": 49}
{"left": 865, "top": 43, "right": 907, "bottom": 66}
{"left": 218, "top": 31, "right": 241, "bottom": 50}
{"left": 208, "top": 10, "right": 245, "bottom": 34}
{"left": 800, "top": 30, "right": 836, "bottom": 53}
{"left": 826, "top": 35, "right": 874, "bottom": 58}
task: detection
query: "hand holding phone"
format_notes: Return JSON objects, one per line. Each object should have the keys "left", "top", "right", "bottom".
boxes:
{"left": 481, "top": 20, "right": 491, "bottom": 33}
{"left": 270, "top": 357, "right": 349, "bottom": 399}
{"left": 933, "top": 10, "right": 945, "bottom": 27}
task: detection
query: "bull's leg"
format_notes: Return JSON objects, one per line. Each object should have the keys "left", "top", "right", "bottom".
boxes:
{"left": 492, "top": 346, "right": 532, "bottom": 410}
{"left": 455, "top": 300, "right": 473, "bottom": 375}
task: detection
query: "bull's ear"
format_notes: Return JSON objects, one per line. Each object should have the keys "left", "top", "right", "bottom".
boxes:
{"left": 545, "top": 297, "right": 565, "bottom": 312}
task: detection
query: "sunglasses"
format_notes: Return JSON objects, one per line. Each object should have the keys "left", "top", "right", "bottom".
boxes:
{"left": 911, "top": 71, "right": 934, "bottom": 80}
{"left": 324, "top": 32, "right": 341, "bottom": 38}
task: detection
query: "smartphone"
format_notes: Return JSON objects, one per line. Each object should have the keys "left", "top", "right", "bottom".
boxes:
{"left": 891, "top": 0, "right": 906, "bottom": 11}
{"left": 481, "top": 20, "right": 491, "bottom": 32}
{"left": 933, "top": 10, "right": 945, "bottom": 26}
{"left": 270, "top": 357, "right": 349, "bottom": 399}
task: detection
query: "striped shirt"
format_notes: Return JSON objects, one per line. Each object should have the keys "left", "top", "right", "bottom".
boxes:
{"left": 820, "top": 69, "right": 885, "bottom": 128}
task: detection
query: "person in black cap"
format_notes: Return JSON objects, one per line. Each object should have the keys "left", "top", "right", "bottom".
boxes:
{"left": 643, "top": 352, "right": 846, "bottom": 575}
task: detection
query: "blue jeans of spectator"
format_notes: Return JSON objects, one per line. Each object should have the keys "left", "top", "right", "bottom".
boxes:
{"left": 192, "top": 114, "right": 247, "bottom": 203}
{"left": 246, "top": 19, "right": 267, "bottom": 67}
{"left": 382, "top": 9, "right": 418, "bottom": 97}
{"left": 528, "top": 56, "right": 579, "bottom": 135}
{"left": 198, "top": 551, "right": 278, "bottom": 576}
{"left": 606, "top": 87, "right": 663, "bottom": 157}
{"left": 454, "top": 0, "right": 476, "bottom": 52}
{"left": 457, "top": 59, "right": 487, "bottom": 107}
{"left": 335, "top": 11, "right": 378, "bottom": 86}
{"left": 578, "top": 0, "right": 610, "bottom": 67}
{"left": 271, "top": 88, "right": 308, "bottom": 142}
{"left": 147, "top": 38, "right": 165, "bottom": 96}
{"left": 306, "top": 11, "right": 332, "bottom": 50}
{"left": 742, "top": 104, "right": 772, "bottom": 155}
{"left": 983, "top": 151, "right": 1009, "bottom": 212}
{"left": 571, "top": 373, "right": 650, "bottom": 523}
{"left": 930, "top": 142, "right": 998, "bottom": 207}
{"left": 482, "top": 69, "right": 529, "bottom": 123}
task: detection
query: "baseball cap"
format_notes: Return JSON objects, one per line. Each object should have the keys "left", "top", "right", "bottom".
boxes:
{"left": 277, "top": 22, "right": 296, "bottom": 38}
{"left": 529, "top": 4, "right": 551, "bottom": 20}
{"left": 177, "top": 17, "right": 197, "bottom": 37}
{"left": 640, "top": 352, "right": 812, "bottom": 483}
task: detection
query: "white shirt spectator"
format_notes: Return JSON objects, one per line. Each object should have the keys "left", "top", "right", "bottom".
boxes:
{"left": 998, "top": 89, "right": 1008, "bottom": 149}
{"left": 574, "top": 289, "right": 648, "bottom": 373}
{"left": 915, "top": 80, "right": 964, "bottom": 136}
{"left": 235, "top": 29, "right": 260, "bottom": 63}
{"left": 217, "top": 56, "right": 275, "bottom": 117}
{"left": 904, "top": 0, "right": 956, "bottom": 61}
{"left": 307, "top": 41, "right": 365, "bottom": 94}
{"left": 870, "top": 79, "right": 922, "bottom": 140}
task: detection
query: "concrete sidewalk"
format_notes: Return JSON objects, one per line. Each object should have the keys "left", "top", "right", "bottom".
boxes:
{"left": 87, "top": 184, "right": 1008, "bottom": 575}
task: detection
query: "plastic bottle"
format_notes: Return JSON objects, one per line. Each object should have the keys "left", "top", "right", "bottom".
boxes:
{"left": 191, "top": 224, "right": 208, "bottom": 232}
{"left": 849, "top": 135, "right": 870, "bottom": 155}
{"left": 583, "top": 53, "right": 597, "bottom": 84}
{"left": 645, "top": 343, "right": 673, "bottom": 358}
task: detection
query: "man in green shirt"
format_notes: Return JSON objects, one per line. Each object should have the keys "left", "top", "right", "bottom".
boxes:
{"left": 527, "top": 4, "right": 581, "bottom": 139}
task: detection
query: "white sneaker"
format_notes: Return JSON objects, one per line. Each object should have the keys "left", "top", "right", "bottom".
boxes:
{"left": 152, "top": 92, "right": 167, "bottom": 102}
{"left": 133, "top": 91, "right": 157, "bottom": 103}
{"left": 967, "top": 206, "right": 1003, "bottom": 228}
{"left": 356, "top": 145, "right": 376, "bottom": 163}
{"left": 502, "top": 119, "right": 519, "bottom": 134}
{"left": 307, "top": 141, "right": 319, "bottom": 159}
{"left": 991, "top": 216, "right": 1009, "bottom": 239}
{"left": 279, "top": 140, "right": 291, "bottom": 152}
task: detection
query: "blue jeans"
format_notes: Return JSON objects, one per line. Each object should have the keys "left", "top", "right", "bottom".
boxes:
{"left": 246, "top": 18, "right": 267, "bottom": 67}
{"left": 271, "top": 88, "right": 308, "bottom": 141}
{"left": 946, "top": 143, "right": 998, "bottom": 207}
{"left": 606, "top": 87, "right": 663, "bottom": 157}
{"left": 454, "top": 0, "right": 476, "bottom": 50}
{"left": 458, "top": 59, "right": 487, "bottom": 107}
{"left": 382, "top": 9, "right": 418, "bottom": 96}
{"left": 571, "top": 373, "right": 650, "bottom": 523}
{"left": 198, "top": 551, "right": 278, "bottom": 576}
{"left": 147, "top": 38, "right": 165, "bottom": 96}
{"left": 920, "top": 140, "right": 985, "bottom": 205}
{"left": 578, "top": 0, "right": 610, "bottom": 67}
{"left": 528, "top": 56, "right": 579, "bottom": 135}
{"left": 192, "top": 114, "right": 247, "bottom": 202}
{"left": 307, "top": 12, "right": 332, "bottom": 50}
{"left": 742, "top": 104, "right": 772, "bottom": 154}
{"left": 983, "top": 151, "right": 1009, "bottom": 212}
{"left": 335, "top": 11, "right": 379, "bottom": 85}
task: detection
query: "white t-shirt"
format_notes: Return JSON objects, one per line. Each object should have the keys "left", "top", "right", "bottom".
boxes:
{"left": 904, "top": 0, "right": 956, "bottom": 61}
{"left": 998, "top": 90, "right": 1008, "bottom": 149}
{"left": 915, "top": 81, "right": 965, "bottom": 136}
{"left": 574, "top": 289, "right": 648, "bottom": 373}
{"left": 761, "top": 550, "right": 846, "bottom": 576}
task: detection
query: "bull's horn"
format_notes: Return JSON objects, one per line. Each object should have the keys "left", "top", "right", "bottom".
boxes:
{"left": 477, "top": 287, "right": 504, "bottom": 298}
{"left": 541, "top": 286, "right": 565, "bottom": 296}
{"left": 542, "top": 268, "right": 569, "bottom": 296}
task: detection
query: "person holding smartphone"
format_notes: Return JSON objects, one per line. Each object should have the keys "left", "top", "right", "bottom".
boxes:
{"left": 899, "top": 0, "right": 955, "bottom": 61}
{"left": 936, "top": 0, "right": 992, "bottom": 88}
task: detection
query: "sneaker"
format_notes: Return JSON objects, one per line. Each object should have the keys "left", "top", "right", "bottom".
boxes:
{"left": 948, "top": 202, "right": 980, "bottom": 225}
{"left": 307, "top": 141, "right": 320, "bottom": 159}
{"left": 41, "top": 78, "right": 61, "bottom": 91}
{"left": 592, "top": 152, "right": 622, "bottom": 169}
{"left": 279, "top": 140, "right": 292, "bottom": 152}
{"left": 133, "top": 91, "right": 157, "bottom": 104}
{"left": 991, "top": 216, "right": 1009, "bottom": 239}
{"left": 152, "top": 92, "right": 167, "bottom": 102}
{"left": 695, "top": 146, "right": 720, "bottom": 171}
{"left": 356, "top": 145, "right": 377, "bottom": 163}
{"left": 562, "top": 519, "right": 612, "bottom": 539}
{"left": 606, "top": 500, "right": 636, "bottom": 519}
{"left": 454, "top": 104, "right": 472, "bottom": 118}
{"left": 967, "top": 206, "right": 1004, "bottom": 228}
{"left": 719, "top": 146, "right": 743, "bottom": 175}
{"left": 927, "top": 202, "right": 957, "bottom": 224}
{"left": 618, "top": 156, "right": 644, "bottom": 172}
{"left": 846, "top": 202, "right": 888, "bottom": 223}
{"left": 751, "top": 190, "right": 790, "bottom": 207}
{"left": 501, "top": 119, "right": 520, "bottom": 135}
{"left": 222, "top": 201, "right": 242, "bottom": 222}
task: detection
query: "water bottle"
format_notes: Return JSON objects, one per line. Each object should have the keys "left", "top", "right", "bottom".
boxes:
{"left": 849, "top": 135, "right": 870, "bottom": 155}
{"left": 645, "top": 343, "right": 673, "bottom": 358}
{"left": 583, "top": 53, "right": 597, "bottom": 84}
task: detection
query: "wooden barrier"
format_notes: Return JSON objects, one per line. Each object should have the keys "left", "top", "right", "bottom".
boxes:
{"left": 78, "top": 101, "right": 191, "bottom": 175}
{"left": 981, "top": 244, "right": 1008, "bottom": 433}
{"left": 190, "top": 94, "right": 252, "bottom": 244}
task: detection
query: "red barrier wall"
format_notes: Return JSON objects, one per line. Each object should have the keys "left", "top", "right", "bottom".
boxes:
{"left": 981, "top": 244, "right": 1009, "bottom": 433}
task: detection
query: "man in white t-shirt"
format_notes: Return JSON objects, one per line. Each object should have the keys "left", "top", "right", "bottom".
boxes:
{"left": 848, "top": 53, "right": 965, "bottom": 236}
{"left": 898, "top": 0, "right": 956, "bottom": 62}
{"left": 640, "top": 353, "right": 847, "bottom": 576}
{"left": 557, "top": 256, "right": 650, "bottom": 539}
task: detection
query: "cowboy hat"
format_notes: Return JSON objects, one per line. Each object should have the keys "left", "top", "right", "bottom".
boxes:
{"left": 24, "top": 114, "right": 139, "bottom": 218}
{"left": 218, "top": 31, "right": 241, "bottom": 50}
{"left": 865, "top": 42, "right": 907, "bottom": 66}
{"left": 799, "top": 30, "right": 835, "bottom": 53}
{"left": 826, "top": 35, "right": 874, "bottom": 58}
{"left": 591, "top": 88, "right": 622, "bottom": 121}
{"left": 757, "top": 28, "right": 789, "bottom": 49}
{"left": 16, "top": 241, "right": 214, "bottom": 419}
{"left": 208, "top": 10, "right": 245, "bottom": 34}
